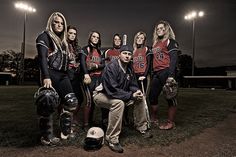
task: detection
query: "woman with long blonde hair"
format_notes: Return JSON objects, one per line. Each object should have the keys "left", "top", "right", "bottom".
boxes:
{"left": 36, "top": 12, "right": 78, "bottom": 145}
{"left": 149, "top": 20, "right": 180, "bottom": 130}
{"left": 132, "top": 31, "right": 152, "bottom": 92}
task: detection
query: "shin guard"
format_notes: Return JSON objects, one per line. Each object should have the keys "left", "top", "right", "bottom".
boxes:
{"left": 60, "top": 110, "right": 72, "bottom": 139}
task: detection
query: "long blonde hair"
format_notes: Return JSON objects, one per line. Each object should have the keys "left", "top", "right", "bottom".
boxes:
{"left": 133, "top": 31, "right": 147, "bottom": 50}
{"left": 152, "top": 20, "right": 175, "bottom": 47}
{"left": 46, "top": 12, "right": 68, "bottom": 51}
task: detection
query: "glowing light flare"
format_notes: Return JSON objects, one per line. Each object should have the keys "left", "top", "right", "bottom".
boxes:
{"left": 184, "top": 11, "right": 204, "bottom": 20}
{"left": 14, "top": 2, "right": 36, "bottom": 12}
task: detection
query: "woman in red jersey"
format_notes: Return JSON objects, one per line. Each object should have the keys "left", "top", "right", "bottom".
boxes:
{"left": 149, "top": 20, "right": 180, "bottom": 130}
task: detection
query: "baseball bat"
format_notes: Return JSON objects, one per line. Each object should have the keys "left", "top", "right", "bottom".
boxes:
{"left": 140, "top": 80, "right": 151, "bottom": 128}
{"left": 123, "top": 34, "right": 127, "bottom": 45}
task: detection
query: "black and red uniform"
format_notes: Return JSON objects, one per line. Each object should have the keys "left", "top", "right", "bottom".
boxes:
{"left": 132, "top": 46, "right": 152, "bottom": 91}
{"left": 80, "top": 45, "right": 105, "bottom": 124}
{"left": 36, "top": 31, "right": 77, "bottom": 103}
{"left": 104, "top": 48, "right": 120, "bottom": 65}
{"left": 36, "top": 31, "right": 78, "bottom": 140}
{"left": 149, "top": 39, "right": 180, "bottom": 106}
{"left": 67, "top": 42, "right": 83, "bottom": 105}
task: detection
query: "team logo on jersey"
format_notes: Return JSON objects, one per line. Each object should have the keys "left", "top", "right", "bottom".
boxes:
{"left": 153, "top": 47, "right": 161, "bottom": 53}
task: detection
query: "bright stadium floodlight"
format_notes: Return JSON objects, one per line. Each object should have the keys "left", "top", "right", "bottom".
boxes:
{"left": 15, "top": 2, "right": 36, "bottom": 12}
{"left": 198, "top": 11, "right": 204, "bottom": 17}
{"left": 184, "top": 10, "right": 204, "bottom": 76}
{"left": 14, "top": 2, "right": 36, "bottom": 84}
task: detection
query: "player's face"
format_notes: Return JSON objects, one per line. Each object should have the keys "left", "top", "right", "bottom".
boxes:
{"left": 67, "top": 29, "right": 77, "bottom": 41}
{"left": 90, "top": 32, "right": 100, "bottom": 45}
{"left": 114, "top": 36, "right": 121, "bottom": 47}
{"left": 52, "top": 16, "right": 64, "bottom": 34}
{"left": 119, "top": 51, "right": 132, "bottom": 63}
{"left": 136, "top": 34, "right": 145, "bottom": 45}
{"left": 156, "top": 23, "right": 166, "bottom": 37}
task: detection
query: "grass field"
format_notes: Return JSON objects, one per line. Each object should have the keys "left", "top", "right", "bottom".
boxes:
{"left": 0, "top": 86, "right": 235, "bottom": 148}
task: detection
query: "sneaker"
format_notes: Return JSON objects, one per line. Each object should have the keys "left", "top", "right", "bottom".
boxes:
{"left": 159, "top": 120, "right": 175, "bottom": 130}
{"left": 61, "top": 130, "right": 77, "bottom": 140}
{"left": 140, "top": 130, "right": 153, "bottom": 139}
{"left": 41, "top": 136, "right": 60, "bottom": 146}
{"left": 106, "top": 140, "right": 124, "bottom": 153}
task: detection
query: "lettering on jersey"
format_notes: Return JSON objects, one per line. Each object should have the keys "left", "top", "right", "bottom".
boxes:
{"left": 86, "top": 49, "right": 101, "bottom": 69}
{"left": 133, "top": 56, "right": 144, "bottom": 62}
{"left": 133, "top": 47, "right": 147, "bottom": 74}
{"left": 134, "top": 63, "right": 145, "bottom": 69}
{"left": 106, "top": 49, "right": 120, "bottom": 64}
{"left": 152, "top": 39, "right": 170, "bottom": 72}
{"left": 109, "top": 55, "right": 119, "bottom": 61}
{"left": 90, "top": 56, "right": 101, "bottom": 62}
{"left": 153, "top": 47, "right": 164, "bottom": 60}
{"left": 133, "top": 56, "right": 145, "bottom": 69}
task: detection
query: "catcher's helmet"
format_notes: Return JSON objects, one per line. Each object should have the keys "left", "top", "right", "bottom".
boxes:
{"left": 34, "top": 87, "right": 59, "bottom": 116}
{"left": 84, "top": 127, "right": 104, "bottom": 151}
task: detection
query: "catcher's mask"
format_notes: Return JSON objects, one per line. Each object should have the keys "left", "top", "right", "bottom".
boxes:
{"left": 84, "top": 127, "right": 104, "bottom": 151}
{"left": 163, "top": 77, "right": 178, "bottom": 100}
{"left": 34, "top": 87, "right": 59, "bottom": 116}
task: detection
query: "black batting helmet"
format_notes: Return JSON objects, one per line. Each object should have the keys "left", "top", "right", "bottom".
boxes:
{"left": 34, "top": 87, "right": 59, "bottom": 116}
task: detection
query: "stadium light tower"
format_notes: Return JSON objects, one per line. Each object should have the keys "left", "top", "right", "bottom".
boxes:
{"left": 14, "top": 2, "right": 36, "bottom": 84}
{"left": 185, "top": 11, "right": 204, "bottom": 76}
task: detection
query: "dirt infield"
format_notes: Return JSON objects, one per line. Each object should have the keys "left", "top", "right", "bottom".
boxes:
{"left": 0, "top": 113, "right": 235, "bottom": 157}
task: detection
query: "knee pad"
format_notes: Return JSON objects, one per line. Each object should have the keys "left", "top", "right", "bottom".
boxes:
{"left": 60, "top": 111, "right": 72, "bottom": 137}
{"left": 64, "top": 93, "right": 78, "bottom": 111}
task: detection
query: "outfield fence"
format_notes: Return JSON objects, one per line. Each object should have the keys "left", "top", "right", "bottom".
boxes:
{"left": 183, "top": 75, "right": 236, "bottom": 89}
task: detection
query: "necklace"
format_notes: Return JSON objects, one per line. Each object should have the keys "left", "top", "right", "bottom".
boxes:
{"left": 118, "top": 59, "right": 127, "bottom": 73}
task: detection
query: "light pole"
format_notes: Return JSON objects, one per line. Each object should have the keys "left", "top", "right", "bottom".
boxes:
{"left": 14, "top": 2, "right": 36, "bottom": 84}
{"left": 185, "top": 11, "right": 204, "bottom": 76}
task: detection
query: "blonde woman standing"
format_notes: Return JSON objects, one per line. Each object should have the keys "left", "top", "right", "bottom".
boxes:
{"left": 36, "top": 12, "right": 78, "bottom": 145}
{"left": 149, "top": 20, "right": 180, "bottom": 130}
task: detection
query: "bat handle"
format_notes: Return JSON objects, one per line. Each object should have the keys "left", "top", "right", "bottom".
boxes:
{"left": 140, "top": 80, "right": 146, "bottom": 97}
{"left": 123, "top": 34, "right": 127, "bottom": 45}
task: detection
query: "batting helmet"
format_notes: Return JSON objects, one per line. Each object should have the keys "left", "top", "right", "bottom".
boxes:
{"left": 34, "top": 87, "right": 59, "bottom": 116}
{"left": 84, "top": 127, "right": 104, "bottom": 151}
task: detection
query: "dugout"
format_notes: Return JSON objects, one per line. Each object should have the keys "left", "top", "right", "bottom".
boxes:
{"left": 0, "top": 72, "right": 16, "bottom": 85}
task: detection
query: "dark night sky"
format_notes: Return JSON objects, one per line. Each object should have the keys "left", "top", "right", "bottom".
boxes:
{"left": 1, "top": 0, "right": 236, "bottom": 67}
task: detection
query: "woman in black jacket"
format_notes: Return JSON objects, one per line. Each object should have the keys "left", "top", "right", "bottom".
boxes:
{"left": 36, "top": 12, "right": 78, "bottom": 145}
